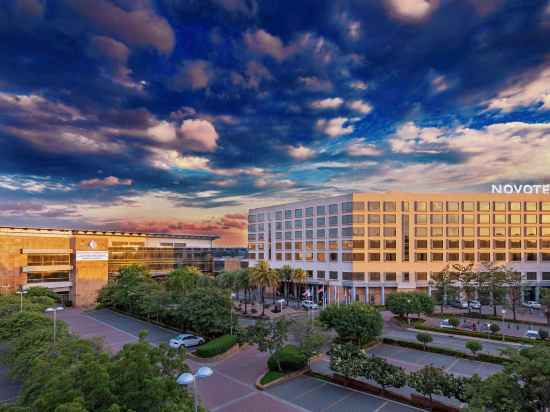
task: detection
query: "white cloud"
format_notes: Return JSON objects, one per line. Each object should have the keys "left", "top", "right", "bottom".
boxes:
{"left": 244, "top": 29, "right": 296, "bottom": 61}
{"left": 311, "top": 97, "right": 344, "bottom": 110}
{"left": 389, "top": 122, "right": 446, "bottom": 154}
{"left": 171, "top": 60, "right": 213, "bottom": 90}
{"left": 350, "top": 81, "right": 368, "bottom": 90}
{"left": 80, "top": 176, "right": 132, "bottom": 188}
{"left": 179, "top": 119, "right": 219, "bottom": 152}
{"left": 431, "top": 74, "right": 449, "bottom": 93}
{"left": 0, "top": 175, "right": 72, "bottom": 193}
{"left": 347, "top": 99, "right": 373, "bottom": 114}
{"left": 255, "top": 177, "right": 294, "bottom": 189}
{"left": 485, "top": 66, "right": 550, "bottom": 112}
{"left": 347, "top": 139, "right": 382, "bottom": 156}
{"left": 316, "top": 117, "right": 354, "bottom": 137}
{"left": 385, "top": 0, "right": 438, "bottom": 20}
{"left": 299, "top": 76, "right": 333, "bottom": 92}
{"left": 348, "top": 21, "right": 361, "bottom": 40}
{"left": 147, "top": 120, "right": 177, "bottom": 142}
{"left": 288, "top": 145, "right": 315, "bottom": 160}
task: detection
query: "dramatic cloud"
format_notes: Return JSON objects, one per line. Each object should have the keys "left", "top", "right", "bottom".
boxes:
{"left": 171, "top": 60, "right": 213, "bottom": 91}
{"left": 316, "top": 118, "right": 354, "bottom": 137}
{"left": 179, "top": 119, "right": 219, "bottom": 152}
{"left": 243, "top": 29, "right": 296, "bottom": 61}
{"left": 80, "top": 176, "right": 132, "bottom": 188}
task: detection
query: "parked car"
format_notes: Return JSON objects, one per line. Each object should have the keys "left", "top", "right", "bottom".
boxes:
{"left": 302, "top": 300, "right": 319, "bottom": 310}
{"left": 523, "top": 301, "right": 542, "bottom": 310}
{"left": 525, "top": 330, "right": 540, "bottom": 340}
{"left": 468, "top": 300, "right": 481, "bottom": 309}
{"left": 169, "top": 334, "right": 205, "bottom": 349}
{"left": 450, "top": 300, "right": 468, "bottom": 309}
{"left": 439, "top": 319, "right": 454, "bottom": 329}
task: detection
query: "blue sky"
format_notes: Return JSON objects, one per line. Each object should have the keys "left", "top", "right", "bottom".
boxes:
{"left": 0, "top": 0, "right": 549, "bottom": 245}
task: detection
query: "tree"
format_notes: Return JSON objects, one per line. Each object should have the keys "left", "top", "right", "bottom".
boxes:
{"left": 464, "top": 373, "right": 526, "bottom": 412}
{"left": 237, "top": 269, "right": 252, "bottom": 314}
{"left": 408, "top": 365, "right": 450, "bottom": 411}
{"left": 453, "top": 263, "right": 476, "bottom": 312}
{"left": 465, "top": 340, "right": 482, "bottom": 357}
{"left": 385, "top": 292, "right": 433, "bottom": 321}
{"left": 416, "top": 332, "right": 433, "bottom": 350}
{"left": 289, "top": 320, "right": 327, "bottom": 366}
{"left": 504, "top": 267, "right": 522, "bottom": 321}
{"left": 166, "top": 267, "right": 203, "bottom": 299}
{"left": 489, "top": 323, "right": 500, "bottom": 334}
{"left": 292, "top": 268, "right": 307, "bottom": 302}
{"left": 318, "top": 303, "right": 383, "bottom": 347}
{"left": 329, "top": 343, "right": 367, "bottom": 379}
{"left": 279, "top": 265, "right": 293, "bottom": 301}
{"left": 363, "top": 357, "right": 407, "bottom": 393}
{"left": 430, "top": 265, "right": 457, "bottom": 314}
{"left": 246, "top": 318, "right": 290, "bottom": 372}
{"left": 250, "top": 261, "right": 279, "bottom": 316}
{"left": 480, "top": 262, "right": 507, "bottom": 317}
{"left": 448, "top": 316, "right": 460, "bottom": 328}
{"left": 539, "top": 329, "right": 549, "bottom": 340}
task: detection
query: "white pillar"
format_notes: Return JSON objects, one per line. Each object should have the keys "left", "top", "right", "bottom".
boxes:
{"left": 366, "top": 285, "right": 369, "bottom": 304}
{"left": 381, "top": 285, "right": 385, "bottom": 305}
{"left": 352, "top": 285, "right": 356, "bottom": 302}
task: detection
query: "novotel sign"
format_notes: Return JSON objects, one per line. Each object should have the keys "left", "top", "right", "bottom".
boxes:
{"left": 491, "top": 184, "right": 550, "bottom": 194}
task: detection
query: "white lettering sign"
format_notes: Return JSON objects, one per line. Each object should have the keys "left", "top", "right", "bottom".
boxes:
{"left": 75, "top": 251, "right": 109, "bottom": 261}
{"left": 491, "top": 184, "right": 550, "bottom": 194}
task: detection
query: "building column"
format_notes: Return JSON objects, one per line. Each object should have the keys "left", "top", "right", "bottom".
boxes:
{"left": 428, "top": 284, "right": 432, "bottom": 296}
{"left": 535, "top": 286, "right": 540, "bottom": 302}
{"left": 352, "top": 285, "right": 356, "bottom": 302}
{"left": 365, "top": 285, "right": 369, "bottom": 304}
{"left": 381, "top": 285, "right": 385, "bottom": 305}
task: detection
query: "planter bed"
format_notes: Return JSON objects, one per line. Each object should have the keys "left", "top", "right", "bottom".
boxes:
{"left": 433, "top": 311, "right": 548, "bottom": 327}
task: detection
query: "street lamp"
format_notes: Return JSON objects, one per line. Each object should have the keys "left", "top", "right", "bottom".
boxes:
{"left": 176, "top": 366, "right": 213, "bottom": 412}
{"left": 45, "top": 306, "right": 64, "bottom": 344}
{"left": 16, "top": 289, "right": 28, "bottom": 312}
{"left": 501, "top": 309, "right": 506, "bottom": 342}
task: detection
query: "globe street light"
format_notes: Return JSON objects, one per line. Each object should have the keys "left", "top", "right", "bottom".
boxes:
{"left": 177, "top": 366, "right": 213, "bottom": 412}
{"left": 16, "top": 289, "right": 28, "bottom": 312}
{"left": 45, "top": 306, "right": 64, "bottom": 344}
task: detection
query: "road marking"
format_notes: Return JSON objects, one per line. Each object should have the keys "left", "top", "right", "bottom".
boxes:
{"left": 211, "top": 391, "right": 257, "bottom": 411}
{"left": 321, "top": 392, "right": 353, "bottom": 411}
{"left": 373, "top": 401, "right": 389, "bottom": 412}
{"left": 81, "top": 313, "right": 139, "bottom": 340}
{"left": 292, "top": 381, "right": 327, "bottom": 401}
{"left": 445, "top": 358, "right": 460, "bottom": 372}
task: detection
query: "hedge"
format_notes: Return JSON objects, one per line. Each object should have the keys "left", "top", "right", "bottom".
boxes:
{"left": 195, "top": 335, "right": 237, "bottom": 358}
{"left": 433, "top": 311, "right": 548, "bottom": 327}
{"left": 382, "top": 337, "right": 507, "bottom": 365}
{"left": 415, "top": 323, "right": 550, "bottom": 346}
{"left": 267, "top": 345, "right": 307, "bottom": 372}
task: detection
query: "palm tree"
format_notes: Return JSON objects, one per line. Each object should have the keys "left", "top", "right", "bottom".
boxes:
{"left": 250, "top": 261, "right": 279, "bottom": 316}
{"left": 292, "top": 267, "right": 307, "bottom": 304}
{"left": 238, "top": 268, "right": 252, "bottom": 314}
{"left": 279, "top": 265, "right": 293, "bottom": 301}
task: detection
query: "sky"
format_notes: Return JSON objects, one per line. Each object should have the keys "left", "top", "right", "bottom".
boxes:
{"left": 0, "top": 0, "right": 549, "bottom": 246}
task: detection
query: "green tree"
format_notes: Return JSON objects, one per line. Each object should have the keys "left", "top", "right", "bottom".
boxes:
{"left": 480, "top": 262, "right": 507, "bottom": 317}
{"left": 489, "top": 323, "right": 500, "bottom": 334}
{"left": 166, "top": 266, "right": 203, "bottom": 298}
{"left": 362, "top": 357, "right": 407, "bottom": 393}
{"left": 250, "top": 261, "right": 279, "bottom": 315}
{"left": 541, "top": 289, "right": 550, "bottom": 326}
{"left": 453, "top": 263, "right": 476, "bottom": 312}
{"left": 416, "top": 332, "right": 433, "bottom": 350}
{"left": 385, "top": 292, "right": 433, "bottom": 321}
{"left": 289, "top": 319, "right": 327, "bottom": 366}
{"left": 503, "top": 267, "right": 522, "bottom": 321}
{"left": 465, "top": 340, "right": 482, "bottom": 357}
{"left": 448, "top": 316, "right": 460, "bottom": 328}
{"left": 237, "top": 268, "right": 252, "bottom": 314}
{"left": 430, "top": 265, "right": 457, "bottom": 314}
{"left": 464, "top": 373, "right": 525, "bottom": 412}
{"left": 292, "top": 268, "right": 307, "bottom": 302}
{"left": 408, "top": 365, "right": 450, "bottom": 411}
{"left": 279, "top": 265, "right": 293, "bottom": 301}
{"left": 329, "top": 343, "right": 367, "bottom": 379}
{"left": 319, "top": 303, "right": 383, "bottom": 347}
{"left": 246, "top": 318, "right": 290, "bottom": 371}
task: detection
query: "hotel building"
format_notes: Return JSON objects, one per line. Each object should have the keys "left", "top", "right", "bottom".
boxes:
{"left": 0, "top": 226, "right": 218, "bottom": 306}
{"left": 248, "top": 193, "right": 550, "bottom": 305}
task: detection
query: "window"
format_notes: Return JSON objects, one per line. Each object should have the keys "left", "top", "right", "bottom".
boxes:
{"left": 416, "top": 214, "right": 428, "bottom": 224}
{"left": 463, "top": 214, "right": 475, "bottom": 224}
{"left": 317, "top": 217, "right": 325, "bottom": 227}
{"left": 285, "top": 220, "right": 293, "bottom": 229}
{"left": 342, "top": 202, "right": 353, "bottom": 213}
{"left": 317, "top": 205, "right": 326, "bottom": 215}
{"left": 368, "top": 227, "right": 380, "bottom": 237}
{"left": 447, "top": 201, "right": 459, "bottom": 211}
{"left": 385, "top": 240, "right": 397, "bottom": 249}
{"left": 368, "top": 253, "right": 381, "bottom": 261}
{"left": 415, "top": 252, "right": 428, "bottom": 261}
{"left": 384, "top": 201, "right": 396, "bottom": 212}
{"left": 463, "top": 240, "right": 475, "bottom": 249}
{"left": 384, "top": 214, "right": 396, "bottom": 224}
{"left": 478, "top": 240, "right": 491, "bottom": 248}
{"left": 383, "top": 227, "right": 396, "bottom": 237}
{"left": 415, "top": 227, "right": 428, "bottom": 237}
{"left": 317, "top": 270, "right": 325, "bottom": 279}
{"left": 525, "top": 202, "right": 537, "bottom": 211}
{"left": 306, "top": 218, "right": 314, "bottom": 228}
{"left": 248, "top": 224, "right": 256, "bottom": 233}
{"left": 276, "top": 221, "right": 282, "bottom": 230}
{"left": 463, "top": 201, "right": 475, "bottom": 212}
{"left": 415, "top": 201, "right": 427, "bottom": 212}
{"left": 525, "top": 214, "right": 537, "bottom": 224}
{"left": 542, "top": 202, "right": 550, "bottom": 211}
{"left": 284, "top": 232, "right": 292, "bottom": 240}
{"left": 525, "top": 227, "right": 537, "bottom": 236}
{"left": 447, "top": 227, "right": 459, "bottom": 236}
{"left": 478, "top": 227, "right": 490, "bottom": 237}
{"left": 478, "top": 202, "right": 490, "bottom": 211}
{"left": 316, "top": 229, "right": 326, "bottom": 238}
{"left": 432, "top": 253, "right": 444, "bottom": 261}
{"left": 275, "top": 211, "right": 283, "bottom": 220}
{"left": 306, "top": 230, "right": 313, "bottom": 239}
{"left": 342, "top": 227, "right": 353, "bottom": 237}
{"left": 431, "top": 227, "right": 444, "bottom": 237}
{"left": 285, "top": 253, "right": 292, "bottom": 260}
{"left": 494, "top": 253, "right": 506, "bottom": 261}
{"left": 526, "top": 272, "right": 537, "bottom": 281}
{"left": 295, "top": 220, "right": 303, "bottom": 229}
{"left": 385, "top": 272, "right": 397, "bottom": 281}
{"left": 510, "top": 202, "right": 521, "bottom": 211}
{"left": 402, "top": 272, "right": 410, "bottom": 282}
{"left": 543, "top": 271, "right": 550, "bottom": 279}
{"left": 479, "top": 252, "right": 491, "bottom": 262}
{"left": 329, "top": 216, "right": 338, "bottom": 226}
{"left": 369, "top": 240, "right": 381, "bottom": 249}
{"left": 542, "top": 240, "right": 550, "bottom": 248}
{"left": 369, "top": 272, "right": 381, "bottom": 281}
{"left": 352, "top": 201, "right": 365, "bottom": 211}
{"left": 342, "top": 215, "right": 353, "bottom": 225}
{"left": 402, "top": 201, "right": 410, "bottom": 212}
{"left": 329, "top": 240, "right": 338, "bottom": 250}
{"left": 494, "top": 214, "right": 506, "bottom": 224}
{"left": 543, "top": 227, "right": 550, "bottom": 236}
{"left": 305, "top": 207, "right": 314, "bottom": 217}
{"left": 415, "top": 239, "right": 428, "bottom": 249}
{"left": 526, "top": 253, "right": 538, "bottom": 262}
{"left": 432, "top": 240, "right": 444, "bottom": 249}
{"left": 353, "top": 253, "right": 365, "bottom": 261}
{"left": 295, "top": 241, "right": 303, "bottom": 249}
{"left": 275, "top": 242, "right": 282, "bottom": 250}
{"left": 368, "top": 201, "right": 380, "bottom": 211}
{"left": 462, "top": 227, "right": 475, "bottom": 237}
{"left": 329, "top": 252, "right": 338, "bottom": 262}
{"left": 494, "top": 240, "right": 506, "bottom": 248}
{"left": 431, "top": 215, "right": 444, "bottom": 224}
{"left": 463, "top": 253, "right": 475, "bottom": 261}
{"left": 510, "top": 227, "right": 521, "bottom": 237}
{"left": 447, "top": 215, "right": 460, "bottom": 224}
{"left": 494, "top": 227, "right": 506, "bottom": 237}
{"left": 285, "top": 242, "right": 292, "bottom": 249}
{"left": 510, "top": 253, "right": 522, "bottom": 262}
{"left": 384, "top": 253, "right": 396, "bottom": 261}
{"left": 329, "top": 228, "right": 338, "bottom": 238}
{"left": 509, "top": 214, "right": 521, "bottom": 224}
{"left": 316, "top": 241, "right": 326, "bottom": 249}
{"left": 494, "top": 201, "right": 506, "bottom": 211}
{"left": 342, "top": 253, "right": 353, "bottom": 262}
{"left": 249, "top": 214, "right": 256, "bottom": 223}
{"left": 448, "top": 253, "right": 460, "bottom": 261}
{"left": 478, "top": 214, "right": 490, "bottom": 224}
{"left": 542, "top": 215, "right": 550, "bottom": 224}
{"left": 329, "top": 271, "right": 338, "bottom": 280}
{"left": 342, "top": 240, "right": 353, "bottom": 249}
{"left": 329, "top": 204, "right": 338, "bottom": 214}
{"left": 275, "top": 253, "right": 282, "bottom": 261}
{"left": 416, "top": 272, "right": 428, "bottom": 281}
{"left": 258, "top": 252, "right": 264, "bottom": 260}
{"left": 285, "top": 210, "right": 292, "bottom": 219}
{"left": 431, "top": 201, "right": 444, "bottom": 211}
{"left": 543, "top": 254, "right": 550, "bottom": 262}
{"left": 525, "top": 240, "right": 537, "bottom": 249}
{"left": 509, "top": 240, "right": 521, "bottom": 249}
{"left": 295, "top": 209, "right": 303, "bottom": 218}
{"left": 368, "top": 214, "right": 380, "bottom": 224}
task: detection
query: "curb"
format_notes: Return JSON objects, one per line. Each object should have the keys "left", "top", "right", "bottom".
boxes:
{"left": 406, "top": 328, "right": 527, "bottom": 347}
{"left": 255, "top": 367, "right": 309, "bottom": 390}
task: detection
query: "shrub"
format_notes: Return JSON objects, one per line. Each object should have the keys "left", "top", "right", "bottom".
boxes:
{"left": 195, "top": 335, "right": 237, "bottom": 358}
{"left": 466, "top": 340, "right": 483, "bottom": 356}
{"left": 538, "top": 329, "right": 548, "bottom": 340}
{"left": 489, "top": 323, "right": 500, "bottom": 334}
{"left": 416, "top": 332, "right": 433, "bottom": 349}
{"left": 448, "top": 316, "right": 460, "bottom": 328}
{"left": 319, "top": 303, "right": 383, "bottom": 346}
{"left": 267, "top": 345, "right": 307, "bottom": 372}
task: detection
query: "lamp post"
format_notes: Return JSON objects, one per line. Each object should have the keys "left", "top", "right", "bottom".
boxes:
{"left": 16, "top": 289, "right": 28, "bottom": 312}
{"left": 176, "top": 366, "right": 213, "bottom": 412}
{"left": 407, "top": 298, "right": 412, "bottom": 327}
{"left": 501, "top": 309, "right": 506, "bottom": 342}
{"left": 45, "top": 306, "right": 64, "bottom": 344}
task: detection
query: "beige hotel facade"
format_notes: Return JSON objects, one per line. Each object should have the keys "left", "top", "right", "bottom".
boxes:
{"left": 248, "top": 192, "right": 550, "bottom": 305}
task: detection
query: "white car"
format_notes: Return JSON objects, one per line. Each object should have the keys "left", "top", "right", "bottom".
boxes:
{"left": 525, "top": 330, "right": 540, "bottom": 340}
{"left": 169, "top": 334, "right": 205, "bottom": 349}
{"left": 302, "top": 300, "right": 319, "bottom": 310}
{"left": 439, "top": 319, "right": 454, "bottom": 329}
{"left": 468, "top": 300, "right": 481, "bottom": 309}
{"left": 523, "top": 301, "right": 542, "bottom": 310}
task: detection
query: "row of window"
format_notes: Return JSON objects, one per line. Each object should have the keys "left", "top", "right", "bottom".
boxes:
{"left": 249, "top": 201, "right": 550, "bottom": 223}
{"left": 415, "top": 226, "right": 550, "bottom": 237}
{"left": 415, "top": 214, "right": 550, "bottom": 224}
{"left": 416, "top": 239, "right": 550, "bottom": 249}
{"left": 415, "top": 252, "right": 550, "bottom": 262}
{"left": 26, "top": 254, "right": 71, "bottom": 266}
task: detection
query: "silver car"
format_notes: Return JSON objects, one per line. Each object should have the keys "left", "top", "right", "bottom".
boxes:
{"left": 169, "top": 334, "right": 205, "bottom": 349}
